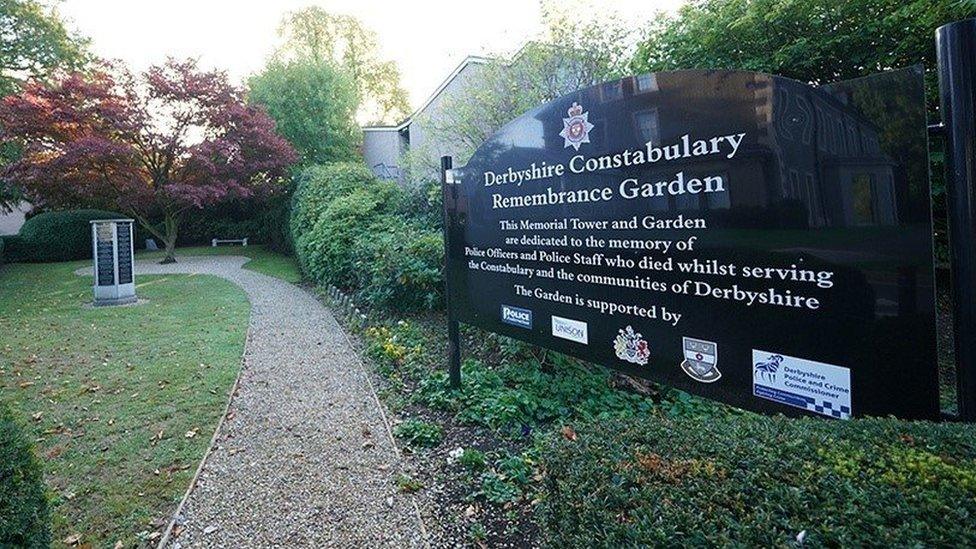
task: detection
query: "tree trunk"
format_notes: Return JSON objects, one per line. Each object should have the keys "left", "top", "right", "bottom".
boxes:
{"left": 158, "top": 212, "right": 179, "bottom": 264}
{"left": 128, "top": 209, "right": 180, "bottom": 264}
{"left": 160, "top": 236, "right": 177, "bottom": 264}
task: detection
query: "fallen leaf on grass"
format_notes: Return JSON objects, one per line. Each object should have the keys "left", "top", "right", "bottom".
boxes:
{"left": 31, "top": 411, "right": 43, "bottom": 422}
{"left": 18, "top": 381, "right": 34, "bottom": 389}
{"left": 63, "top": 533, "right": 81, "bottom": 545}
{"left": 561, "top": 425, "right": 577, "bottom": 441}
{"left": 185, "top": 428, "right": 199, "bottom": 439}
{"left": 114, "top": 541, "right": 123, "bottom": 549}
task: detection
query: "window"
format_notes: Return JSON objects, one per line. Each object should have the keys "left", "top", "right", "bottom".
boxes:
{"left": 852, "top": 173, "right": 876, "bottom": 224}
{"left": 706, "top": 188, "right": 731, "bottom": 209}
{"left": 805, "top": 173, "right": 819, "bottom": 225}
{"left": 634, "top": 109, "right": 659, "bottom": 143}
{"left": 636, "top": 74, "right": 657, "bottom": 93}
{"left": 603, "top": 81, "right": 623, "bottom": 101}
{"left": 789, "top": 170, "right": 800, "bottom": 198}
{"left": 675, "top": 192, "right": 699, "bottom": 210}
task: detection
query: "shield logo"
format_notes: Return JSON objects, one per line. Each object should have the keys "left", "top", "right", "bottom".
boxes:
{"left": 680, "top": 337, "right": 721, "bottom": 383}
{"left": 559, "top": 102, "right": 594, "bottom": 151}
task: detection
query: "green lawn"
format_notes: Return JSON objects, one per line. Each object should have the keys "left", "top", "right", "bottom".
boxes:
{"left": 0, "top": 260, "right": 250, "bottom": 547}
{"left": 136, "top": 244, "right": 302, "bottom": 284}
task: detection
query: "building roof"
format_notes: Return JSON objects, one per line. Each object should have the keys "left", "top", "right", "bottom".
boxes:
{"left": 362, "top": 43, "right": 534, "bottom": 133}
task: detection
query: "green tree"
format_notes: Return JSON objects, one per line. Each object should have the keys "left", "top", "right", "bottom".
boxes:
{"left": 0, "top": 0, "right": 89, "bottom": 96}
{"left": 275, "top": 6, "right": 409, "bottom": 125}
{"left": 248, "top": 59, "right": 360, "bottom": 165}
{"left": 0, "top": 0, "right": 89, "bottom": 211}
{"left": 409, "top": 0, "right": 640, "bottom": 179}
{"left": 630, "top": 0, "right": 974, "bottom": 111}
{"left": 630, "top": 0, "right": 975, "bottom": 261}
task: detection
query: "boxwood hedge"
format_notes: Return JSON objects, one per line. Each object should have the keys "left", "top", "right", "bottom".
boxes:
{"left": 17, "top": 209, "right": 126, "bottom": 262}
{"left": 540, "top": 414, "right": 976, "bottom": 547}
{"left": 290, "top": 161, "right": 445, "bottom": 312}
{"left": 0, "top": 405, "right": 50, "bottom": 548}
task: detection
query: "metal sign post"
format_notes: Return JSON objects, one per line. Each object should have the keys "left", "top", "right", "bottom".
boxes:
{"left": 441, "top": 155, "right": 462, "bottom": 388}
{"left": 937, "top": 18, "right": 976, "bottom": 421}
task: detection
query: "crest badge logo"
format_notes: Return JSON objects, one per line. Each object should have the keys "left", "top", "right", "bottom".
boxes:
{"left": 559, "top": 102, "right": 594, "bottom": 151}
{"left": 680, "top": 337, "right": 721, "bottom": 383}
{"left": 613, "top": 326, "right": 650, "bottom": 365}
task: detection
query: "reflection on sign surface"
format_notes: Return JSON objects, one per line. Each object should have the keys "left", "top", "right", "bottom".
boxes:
{"left": 446, "top": 68, "right": 937, "bottom": 420}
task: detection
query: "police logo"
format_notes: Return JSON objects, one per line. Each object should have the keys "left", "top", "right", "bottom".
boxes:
{"left": 680, "top": 337, "right": 721, "bottom": 383}
{"left": 559, "top": 102, "right": 594, "bottom": 151}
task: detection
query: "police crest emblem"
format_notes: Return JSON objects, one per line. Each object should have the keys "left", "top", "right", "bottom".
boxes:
{"left": 680, "top": 337, "right": 721, "bottom": 383}
{"left": 559, "top": 102, "right": 594, "bottom": 151}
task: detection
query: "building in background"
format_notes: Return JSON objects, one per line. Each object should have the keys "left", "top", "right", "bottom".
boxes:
{"left": 0, "top": 202, "right": 31, "bottom": 236}
{"left": 362, "top": 55, "right": 493, "bottom": 184}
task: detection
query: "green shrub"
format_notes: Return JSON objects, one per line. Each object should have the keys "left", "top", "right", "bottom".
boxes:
{"left": 353, "top": 221, "right": 443, "bottom": 312}
{"left": 0, "top": 236, "right": 5, "bottom": 264}
{"left": 295, "top": 179, "right": 404, "bottom": 289}
{"left": 17, "top": 209, "right": 125, "bottom": 262}
{"left": 0, "top": 405, "right": 51, "bottom": 548}
{"left": 290, "top": 162, "right": 379, "bottom": 240}
{"left": 459, "top": 448, "right": 488, "bottom": 471}
{"left": 539, "top": 415, "right": 976, "bottom": 547}
{"left": 393, "top": 418, "right": 444, "bottom": 448}
{"left": 0, "top": 235, "right": 24, "bottom": 263}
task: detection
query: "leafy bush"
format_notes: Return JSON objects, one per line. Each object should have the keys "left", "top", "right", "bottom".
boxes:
{"left": 298, "top": 184, "right": 402, "bottom": 288}
{"left": 0, "top": 405, "right": 51, "bottom": 548}
{"left": 291, "top": 163, "right": 408, "bottom": 287}
{"left": 539, "top": 415, "right": 976, "bottom": 547}
{"left": 17, "top": 209, "right": 125, "bottom": 262}
{"left": 393, "top": 418, "right": 444, "bottom": 448}
{"left": 290, "top": 162, "right": 379, "bottom": 240}
{"left": 164, "top": 189, "right": 293, "bottom": 252}
{"left": 459, "top": 448, "right": 488, "bottom": 471}
{"left": 353, "top": 222, "right": 444, "bottom": 311}
{"left": 0, "top": 235, "right": 24, "bottom": 263}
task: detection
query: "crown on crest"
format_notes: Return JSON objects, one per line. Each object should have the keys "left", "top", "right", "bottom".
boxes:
{"left": 567, "top": 102, "right": 583, "bottom": 117}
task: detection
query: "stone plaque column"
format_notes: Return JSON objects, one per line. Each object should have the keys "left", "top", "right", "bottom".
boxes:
{"left": 90, "top": 219, "right": 137, "bottom": 306}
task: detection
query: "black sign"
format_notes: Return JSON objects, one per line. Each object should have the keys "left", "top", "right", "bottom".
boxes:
{"left": 95, "top": 223, "right": 115, "bottom": 286}
{"left": 116, "top": 222, "right": 133, "bottom": 285}
{"left": 446, "top": 68, "right": 937, "bottom": 420}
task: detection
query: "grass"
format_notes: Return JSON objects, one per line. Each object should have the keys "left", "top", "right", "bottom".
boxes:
{"left": 135, "top": 244, "right": 302, "bottom": 284}
{"left": 0, "top": 260, "right": 250, "bottom": 548}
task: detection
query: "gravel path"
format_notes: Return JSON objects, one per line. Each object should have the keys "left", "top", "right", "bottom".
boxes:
{"left": 81, "top": 256, "right": 426, "bottom": 547}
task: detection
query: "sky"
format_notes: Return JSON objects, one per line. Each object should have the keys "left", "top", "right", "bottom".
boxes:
{"left": 58, "top": 0, "right": 685, "bottom": 112}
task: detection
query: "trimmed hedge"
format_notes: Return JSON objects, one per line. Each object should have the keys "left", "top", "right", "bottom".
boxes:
{"left": 17, "top": 209, "right": 125, "bottom": 262}
{"left": 539, "top": 415, "right": 976, "bottom": 547}
{"left": 290, "top": 161, "right": 445, "bottom": 312}
{"left": 0, "top": 405, "right": 51, "bottom": 548}
{"left": 353, "top": 222, "right": 444, "bottom": 311}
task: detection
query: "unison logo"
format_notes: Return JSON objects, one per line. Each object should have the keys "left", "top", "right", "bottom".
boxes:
{"left": 551, "top": 315, "right": 588, "bottom": 344}
{"left": 501, "top": 305, "right": 533, "bottom": 329}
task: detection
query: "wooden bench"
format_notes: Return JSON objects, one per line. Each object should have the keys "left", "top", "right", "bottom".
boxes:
{"left": 211, "top": 238, "right": 248, "bottom": 247}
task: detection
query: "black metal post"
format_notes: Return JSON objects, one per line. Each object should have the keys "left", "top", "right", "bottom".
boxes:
{"left": 441, "top": 155, "right": 462, "bottom": 388}
{"left": 937, "top": 19, "right": 976, "bottom": 421}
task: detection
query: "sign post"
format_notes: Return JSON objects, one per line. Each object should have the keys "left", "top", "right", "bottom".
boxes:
{"left": 91, "top": 219, "right": 137, "bottom": 307}
{"left": 937, "top": 19, "right": 976, "bottom": 421}
{"left": 441, "top": 155, "right": 462, "bottom": 388}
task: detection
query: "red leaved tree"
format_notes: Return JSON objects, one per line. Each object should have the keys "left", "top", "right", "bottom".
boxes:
{"left": 0, "top": 58, "right": 297, "bottom": 262}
